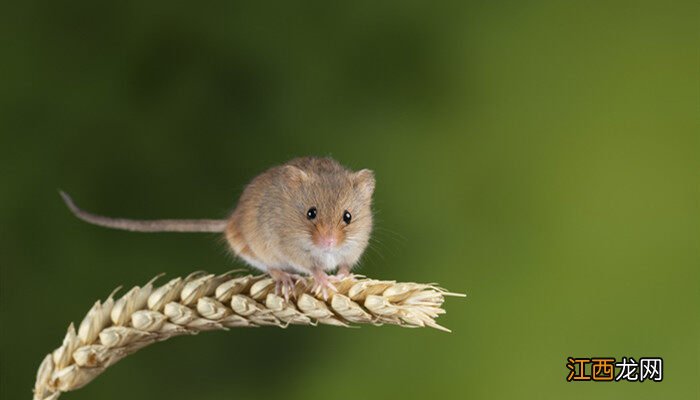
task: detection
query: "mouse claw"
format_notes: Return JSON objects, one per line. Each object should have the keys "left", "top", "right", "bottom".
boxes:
{"left": 269, "top": 269, "right": 300, "bottom": 301}
{"left": 310, "top": 269, "right": 338, "bottom": 300}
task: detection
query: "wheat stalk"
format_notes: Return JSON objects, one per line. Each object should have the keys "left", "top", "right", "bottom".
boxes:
{"left": 33, "top": 271, "right": 464, "bottom": 400}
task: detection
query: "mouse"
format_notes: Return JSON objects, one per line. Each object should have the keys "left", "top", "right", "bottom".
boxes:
{"left": 60, "top": 157, "right": 376, "bottom": 299}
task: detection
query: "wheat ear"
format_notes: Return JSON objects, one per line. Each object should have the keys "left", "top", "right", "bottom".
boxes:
{"left": 33, "top": 271, "right": 465, "bottom": 400}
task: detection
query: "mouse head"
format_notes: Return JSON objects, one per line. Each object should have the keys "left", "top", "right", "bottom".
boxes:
{"left": 281, "top": 159, "right": 375, "bottom": 267}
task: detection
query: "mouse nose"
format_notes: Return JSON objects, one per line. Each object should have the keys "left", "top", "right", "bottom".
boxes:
{"left": 320, "top": 236, "right": 337, "bottom": 248}
{"left": 313, "top": 225, "right": 341, "bottom": 249}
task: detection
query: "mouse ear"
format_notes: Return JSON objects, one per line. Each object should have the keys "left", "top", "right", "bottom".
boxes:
{"left": 282, "top": 165, "right": 309, "bottom": 186}
{"left": 352, "top": 169, "right": 375, "bottom": 197}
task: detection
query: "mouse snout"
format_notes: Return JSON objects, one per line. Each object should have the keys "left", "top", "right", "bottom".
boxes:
{"left": 312, "top": 225, "right": 343, "bottom": 249}
{"left": 320, "top": 236, "right": 337, "bottom": 248}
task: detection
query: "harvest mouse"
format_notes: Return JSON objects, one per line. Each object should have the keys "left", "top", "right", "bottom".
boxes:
{"left": 60, "top": 157, "right": 375, "bottom": 299}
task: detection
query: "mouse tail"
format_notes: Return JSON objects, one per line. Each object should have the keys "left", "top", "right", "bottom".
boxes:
{"left": 59, "top": 191, "right": 228, "bottom": 233}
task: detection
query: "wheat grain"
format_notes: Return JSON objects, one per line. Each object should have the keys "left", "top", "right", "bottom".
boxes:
{"left": 33, "top": 272, "right": 464, "bottom": 400}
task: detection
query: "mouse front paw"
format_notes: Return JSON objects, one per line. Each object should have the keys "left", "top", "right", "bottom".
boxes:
{"left": 309, "top": 269, "right": 338, "bottom": 300}
{"left": 268, "top": 268, "right": 302, "bottom": 301}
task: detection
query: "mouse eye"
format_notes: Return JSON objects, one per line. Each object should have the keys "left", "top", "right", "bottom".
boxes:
{"left": 306, "top": 207, "right": 317, "bottom": 220}
{"left": 343, "top": 210, "right": 352, "bottom": 224}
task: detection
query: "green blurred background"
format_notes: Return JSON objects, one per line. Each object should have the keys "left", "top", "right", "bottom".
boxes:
{"left": 1, "top": 1, "right": 698, "bottom": 399}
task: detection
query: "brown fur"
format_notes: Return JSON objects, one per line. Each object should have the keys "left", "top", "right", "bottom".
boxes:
{"left": 225, "top": 157, "right": 374, "bottom": 275}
